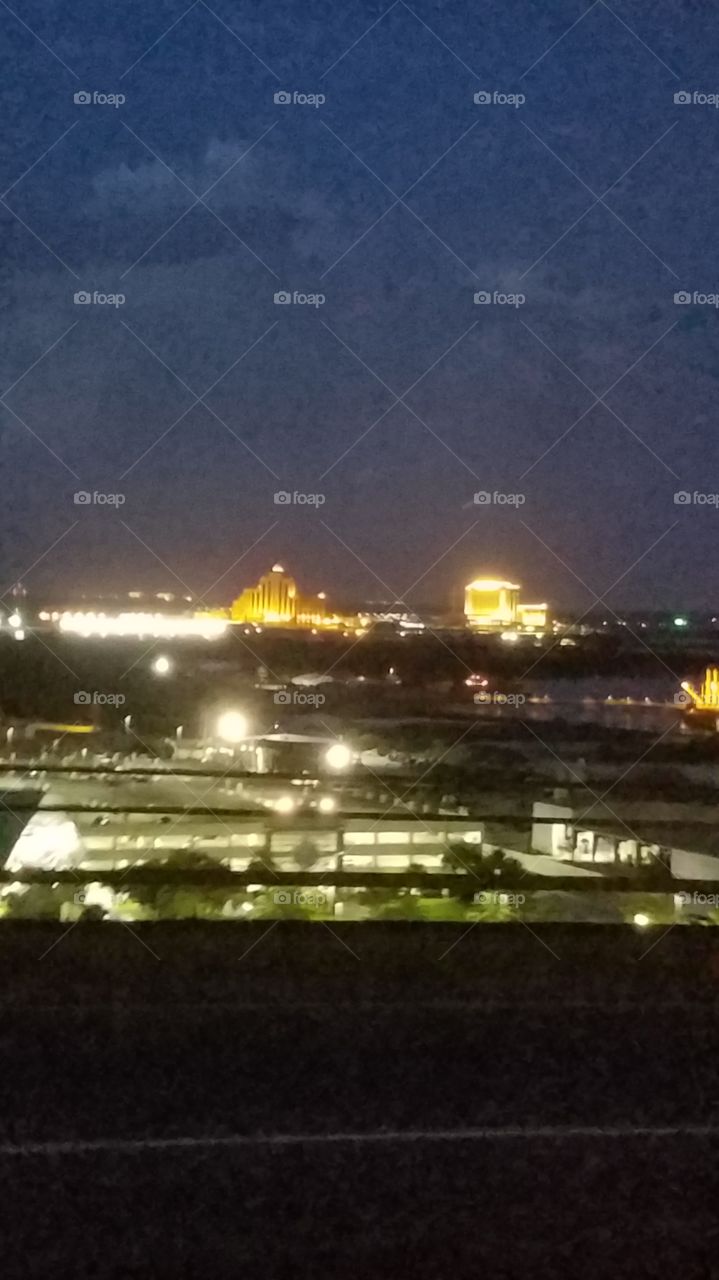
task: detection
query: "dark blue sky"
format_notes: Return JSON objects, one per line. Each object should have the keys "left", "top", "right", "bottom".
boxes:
{"left": 1, "top": 0, "right": 717, "bottom": 613}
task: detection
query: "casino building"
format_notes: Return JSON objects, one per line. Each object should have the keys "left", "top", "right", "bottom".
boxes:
{"left": 464, "top": 578, "right": 548, "bottom": 633}
{"left": 221, "top": 565, "right": 344, "bottom": 629}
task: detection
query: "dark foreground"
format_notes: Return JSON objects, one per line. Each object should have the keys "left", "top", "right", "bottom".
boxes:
{"left": 1, "top": 922, "right": 718, "bottom": 1278}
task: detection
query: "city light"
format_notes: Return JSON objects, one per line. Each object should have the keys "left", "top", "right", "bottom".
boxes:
{"left": 216, "top": 710, "right": 249, "bottom": 743}
{"left": 632, "top": 913, "right": 650, "bottom": 928}
{"left": 680, "top": 668, "right": 719, "bottom": 711}
{"left": 151, "top": 655, "right": 172, "bottom": 676}
{"left": 59, "top": 611, "right": 228, "bottom": 640}
{"left": 318, "top": 796, "right": 336, "bottom": 813}
{"left": 274, "top": 795, "right": 296, "bottom": 814}
{"left": 324, "top": 742, "right": 352, "bottom": 770}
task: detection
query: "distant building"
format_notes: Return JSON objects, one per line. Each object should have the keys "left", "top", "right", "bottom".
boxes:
{"left": 460, "top": 578, "right": 545, "bottom": 632}
{"left": 464, "top": 579, "right": 519, "bottom": 628}
{"left": 231, "top": 564, "right": 298, "bottom": 624}
{"left": 215, "top": 565, "right": 352, "bottom": 630}
{"left": 464, "top": 577, "right": 548, "bottom": 633}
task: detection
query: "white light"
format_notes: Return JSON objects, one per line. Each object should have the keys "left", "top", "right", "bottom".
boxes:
{"left": 241, "top": 901, "right": 253, "bottom": 913}
{"left": 633, "top": 913, "right": 650, "bottom": 928}
{"left": 7, "top": 813, "right": 82, "bottom": 871}
{"left": 13, "top": 629, "right": 25, "bottom": 641}
{"left": 216, "top": 710, "right": 248, "bottom": 743}
{"left": 152, "top": 655, "right": 172, "bottom": 676}
{"left": 274, "top": 795, "right": 295, "bottom": 814}
{"left": 324, "top": 742, "right": 352, "bottom": 770}
{"left": 318, "top": 796, "right": 336, "bottom": 813}
{"left": 59, "top": 611, "right": 227, "bottom": 640}
{"left": 8, "top": 613, "right": 21, "bottom": 628}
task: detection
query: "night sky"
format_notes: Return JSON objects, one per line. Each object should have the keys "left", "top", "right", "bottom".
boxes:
{"left": 1, "top": 0, "right": 717, "bottom": 614}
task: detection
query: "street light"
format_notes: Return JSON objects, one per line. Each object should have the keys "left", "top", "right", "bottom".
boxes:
{"left": 152, "top": 655, "right": 172, "bottom": 676}
{"left": 274, "top": 795, "right": 295, "bottom": 814}
{"left": 324, "top": 742, "right": 351, "bottom": 770}
{"left": 318, "top": 796, "right": 336, "bottom": 813}
{"left": 216, "top": 710, "right": 249, "bottom": 743}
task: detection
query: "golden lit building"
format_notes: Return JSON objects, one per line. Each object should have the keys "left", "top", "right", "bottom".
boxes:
{"left": 464, "top": 578, "right": 547, "bottom": 632}
{"left": 465, "top": 579, "right": 519, "bottom": 628}
{"left": 516, "top": 602, "right": 548, "bottom": 630}
{"left": 216, "top": 566, "right": 348, "bottom": 629}
{"left": 231, "top": 565, "right": 296, "bottom": 624}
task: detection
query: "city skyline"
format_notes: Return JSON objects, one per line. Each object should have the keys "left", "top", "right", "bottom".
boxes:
{"left": 2, "top": 1, "right": 718, "bottom": 616}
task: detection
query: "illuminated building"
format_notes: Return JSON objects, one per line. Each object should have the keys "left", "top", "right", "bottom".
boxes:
{"left": 231, "top": 565, "right": 297, "bottom": 624}
{"left": 516, "top": 602, "right": 548, "bottom": 630}
{"left": 464, "top": 578, "right": 547, "bottom": 633}
{"left": 465, "top": 579, "right": 519, "bottom": 628}
{"left": 223, "top": 566, "right": 353, "bottom": 629}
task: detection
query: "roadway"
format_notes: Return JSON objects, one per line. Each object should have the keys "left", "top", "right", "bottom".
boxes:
{"left": 0, "top": 923, "right": 716, "bottom": 1277}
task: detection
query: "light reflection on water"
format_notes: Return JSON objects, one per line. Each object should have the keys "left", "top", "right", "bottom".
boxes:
{"left": 487, "top": 678, "right": 707, "bottom": 734}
